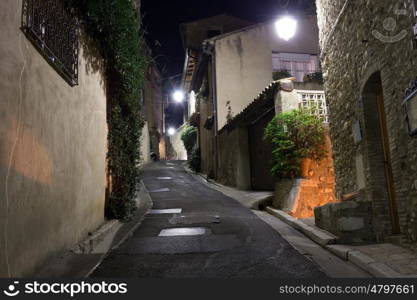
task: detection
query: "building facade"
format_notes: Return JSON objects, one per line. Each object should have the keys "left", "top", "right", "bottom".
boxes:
{"left": 316, "top": 0, "right": 417, "bottom": 245}
{"left": 182, "top": 13, "right": 321, "bottom": 188}
{"left": 0, "top": 0, "right": 108, "bottom": 276}
{"left": 142, "top": 63, "right": 165, "bottom": 162}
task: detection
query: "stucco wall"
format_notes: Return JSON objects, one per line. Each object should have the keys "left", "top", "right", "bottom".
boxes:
{"left": 0, "top": 0, "right": 107, "bottom": 276}
{"left": 214, "top": 16, "right": 320, "bottom": 130}
{"left": 316, "top": 0, "right": 417, "bottom": 244}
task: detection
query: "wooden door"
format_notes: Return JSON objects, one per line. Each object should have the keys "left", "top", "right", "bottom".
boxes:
{"left": 248, "top": 109, "right": 275, "bottom": 191}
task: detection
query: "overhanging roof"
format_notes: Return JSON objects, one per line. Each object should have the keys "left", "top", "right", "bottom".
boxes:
{"left": 220, "top": 81, "right": 281, "bottom": 133}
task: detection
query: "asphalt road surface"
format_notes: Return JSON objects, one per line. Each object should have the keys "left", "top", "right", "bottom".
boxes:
{"left": 92, "top": 161, "right": 327, "bottom": 278}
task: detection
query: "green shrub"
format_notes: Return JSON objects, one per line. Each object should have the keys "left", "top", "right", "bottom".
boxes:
{"left": 180, "top": 125, "right": 201, "bottom": 172}
{"left": 303, "top": 72, "right": 324, "bottom": 83}
{"left": 264, "top": 109, "right": 326, "bottom": 178}
{"left": 189, "top": 148, "right": 201, "bottom": 172}
{"left": 181, "top": 125, "right": 198, "bottom": 157}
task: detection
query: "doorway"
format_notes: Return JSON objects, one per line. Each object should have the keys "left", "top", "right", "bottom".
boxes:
{"left": 362, "top": 72, "right": 400, "bottom": 235}
{"left": 248, "top": 109, "right": 275, "bottom": 190}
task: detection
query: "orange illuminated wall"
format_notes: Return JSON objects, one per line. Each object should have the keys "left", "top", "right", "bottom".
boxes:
{"left": 289, "top": 131, "right": 338, "bottom": 218}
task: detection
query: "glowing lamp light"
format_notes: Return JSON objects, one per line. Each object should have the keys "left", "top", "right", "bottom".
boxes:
{"left": 167, "top": 127, "right": 176, "bottom": 136}
{"left": 275, "top": 16, "right": 297, "bottom": 41}
{"left": 173, "top": 90, "right": 185, "bottom": 103}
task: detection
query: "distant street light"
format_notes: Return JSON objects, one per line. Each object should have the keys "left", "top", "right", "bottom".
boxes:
{"left": 275, "top": 16, "right": 297, "bottom": 41}
{"left": 167, "top": 127, "right": 176, "bottom": 136}
{"left": 172, "top": 90, "right": 185, "bottom": 103}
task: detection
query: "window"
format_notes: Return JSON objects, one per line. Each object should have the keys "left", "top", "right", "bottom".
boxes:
{"left": 272, "top": 53, "right": 319, "bottom": 82}
{"left": 297, "top": 90, "right": 329, "bottom": 123}
{"left": 21, "top": 0, "right": 79, "bottom": 86}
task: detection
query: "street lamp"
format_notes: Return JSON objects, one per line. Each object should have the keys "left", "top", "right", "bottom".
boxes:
{"left": 172, "top": 90, "right": 185, "bottom": 103}
{"left": 275, "top": 16, "right": 297, "bottom": 41}
{"left": 167, "top": 127, "right": 176, "bottom": 136}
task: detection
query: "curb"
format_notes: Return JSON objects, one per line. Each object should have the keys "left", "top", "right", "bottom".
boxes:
{"left": 326, "top": 246, "right": 403, "bottom": 278}
{"left": 73, "top": 220, "right": 120, "bottom": 254}
{"left": 265, "top": 206, "right": 406, "bottom": 278}
{"left": 184, "top": 166, "right": 273, "bottom": 210}
{"left": 36, "top": 180, "right": 153, "bottom": 278}
{"left": 85, "top": 180, "right": 153, "bottom": 277}
{"left": 265, "top": 206, "right": 337, "bottom": 246}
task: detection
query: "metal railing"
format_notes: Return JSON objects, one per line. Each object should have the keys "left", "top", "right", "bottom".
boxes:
{"left": 21, "top": 0, "right": 79, "bottom": 86}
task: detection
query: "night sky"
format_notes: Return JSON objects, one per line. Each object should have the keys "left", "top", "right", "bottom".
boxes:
{"left": 141, "top": 0, "right": 315, "bottom": 128}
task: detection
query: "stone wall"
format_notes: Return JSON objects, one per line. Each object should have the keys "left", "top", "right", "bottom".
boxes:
{"left": 278, "top": 132, "right": 337, "bottom": 219}
{"left": 316, "top": 0, "right": 417, "bottom": 245}
{"left": 273, "top": 82, "right": 337, "bottom": 219}
{"left": 315, "top": 199, "right": 375, "bottom": 244}
{"left": 0, "top": 0, "right": 107, "bottom": 276}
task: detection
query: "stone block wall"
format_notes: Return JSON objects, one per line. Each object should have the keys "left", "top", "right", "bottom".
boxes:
{"left": 315, "top": 199, "right": 375, "bottom": 244}
{"left": 316, "top": 0, "right": 417, "bottom": 245}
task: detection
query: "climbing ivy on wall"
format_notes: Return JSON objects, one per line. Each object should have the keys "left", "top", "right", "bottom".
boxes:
{"left": 67, "top": 0, "right": 148, "bottom": 221}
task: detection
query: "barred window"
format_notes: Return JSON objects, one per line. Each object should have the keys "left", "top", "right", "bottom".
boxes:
{"left": 21, "top": 0, "right": 79, "bottom": 86}
{"left": 297, "top": 90, "right": 329, "bottom": 123}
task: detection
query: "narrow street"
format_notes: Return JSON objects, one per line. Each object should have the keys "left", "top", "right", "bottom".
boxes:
{"left": 91, "top": 161, "right": 327, "bottom": 278}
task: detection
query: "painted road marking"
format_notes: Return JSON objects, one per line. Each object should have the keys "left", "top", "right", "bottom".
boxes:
{"left": 158, "top": 227, "right": 210, "bottom": 237}
{"left": 150, "top": 209, "right": 182, "bottom": 214}
{"left": 156, "top": 177, "right": 172, "bottom": 180}
{"left": 149, "top": 188, "right": 170, "bottom": 193}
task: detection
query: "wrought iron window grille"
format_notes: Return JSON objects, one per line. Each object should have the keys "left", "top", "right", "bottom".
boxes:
{"left": 21, "top": 0, "right": 79, "bottom": 86}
